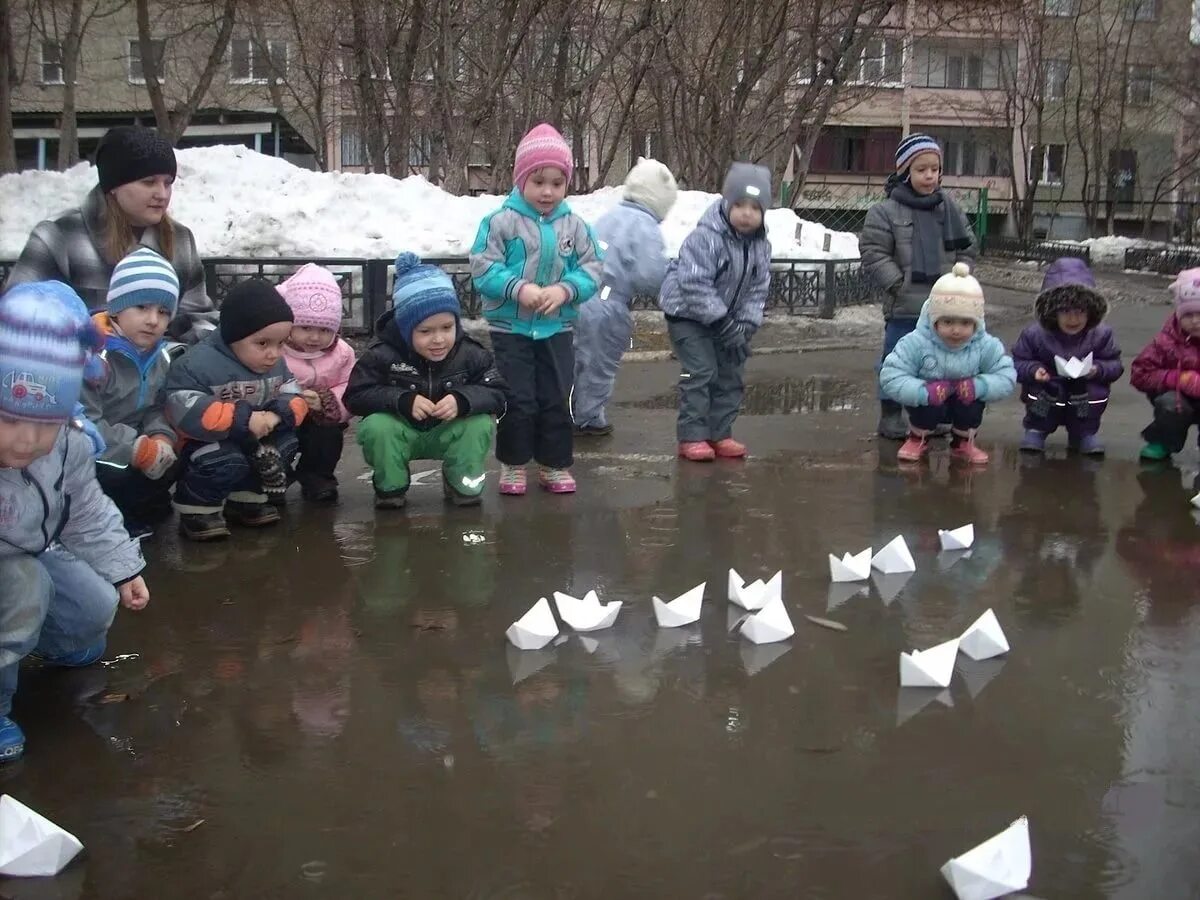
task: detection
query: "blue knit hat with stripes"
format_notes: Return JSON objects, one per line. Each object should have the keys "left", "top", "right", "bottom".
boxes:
{"left": 107, "top": 247, "right": 180, "bottom": 317}
{"left": 895, "top": 133, "right": 942, "bottom": 174}
{"left": 391, "top": 252, "right": 461, "bottom": 344}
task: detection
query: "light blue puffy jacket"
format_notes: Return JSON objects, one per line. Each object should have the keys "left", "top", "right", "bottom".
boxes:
{"left": 592, "top": 200, "right": 669, "bottom": 305}
{"left": 880, "top": 300, "right": 1016, "bottom": 407}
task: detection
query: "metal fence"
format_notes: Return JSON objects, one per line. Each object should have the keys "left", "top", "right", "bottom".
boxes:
{"left": 1, "top": 255, "right": 880, "bottom": 334}
{"left": 779, "top": 183, "right": 991, "bottom": 244}
{"left": 1123, "top": 246, "right": 1200, "bottom": 276}
{"left": 981, "top": 235, "right": 1091, "bottom": 266}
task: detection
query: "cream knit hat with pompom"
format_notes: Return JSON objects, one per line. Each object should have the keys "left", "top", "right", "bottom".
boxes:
{"left": 927, "top": 262, "right": 985, "bottom": 325}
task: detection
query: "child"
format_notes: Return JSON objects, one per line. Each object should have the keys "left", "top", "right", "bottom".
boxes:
{"left": 861, "top": 134, "right": 978, "bottom": 440}
{"left": 1012, "top": 257, "right": 1123, "bottom": 455}
{"left": 0, "top": 281, "right": 149, "bottom": 762}
{"left": 659, "top": 161, "right": 772, "bottom": 462}
{"left": 165, "top": 279, "right": 308, "bottom": 541}
{"left": 81, "top": 247, "right": 181, "bottom": 538}
{"left": 572, "top": 157, "right": 678, "bottom": 437}
{"left": 277, "top": 264, "right": 356, "bottom": 503}
{"left": 880, "top": 263, "right": 1015, "bottom": 464}
{"left": 345, "top": 253, "right": 508, "bottom": 508}
{"left": 1130, "top": 267, "right": 1200, "bottom": 460}
{"left": 469, "top": 123, "right": 603, "bottom": 495}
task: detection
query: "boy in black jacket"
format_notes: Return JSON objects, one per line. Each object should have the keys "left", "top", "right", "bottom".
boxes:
{"left": 345, "top": 253, "right": 508, "bottom": 508}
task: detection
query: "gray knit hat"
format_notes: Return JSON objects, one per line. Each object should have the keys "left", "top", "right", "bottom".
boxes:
{"left": 721, "top": 162, "right": 772, "bottom": 213}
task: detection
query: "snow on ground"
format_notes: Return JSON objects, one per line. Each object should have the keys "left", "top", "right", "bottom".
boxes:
{"left": 1061, "top": 235, "right": 1200, "bottom": 269}
{"left": 0, "top": 144, "right": 860, "bottom": 261}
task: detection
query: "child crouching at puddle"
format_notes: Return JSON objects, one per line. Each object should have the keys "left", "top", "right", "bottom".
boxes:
{"left": 0, "top": 281, "right": 150, "bottom": 762}
{"left": 880, "top": 263, "right": 1015, "bottom": 465}
{"left": 346, "top": 253, "right": 508, "bottom": 509}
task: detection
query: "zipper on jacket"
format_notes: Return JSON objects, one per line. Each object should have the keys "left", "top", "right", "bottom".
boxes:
{"left": 729, "top": 243, "right": 750, "bottom": 312}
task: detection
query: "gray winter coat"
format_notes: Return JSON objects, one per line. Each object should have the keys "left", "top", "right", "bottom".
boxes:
{"left": 5, "top": 187, "right": 216, "bottom": 343}
{"left": 593, "top": 200, "right": 669, "bottom": 306}
{"left": 0, "top": 426, "right": 144, "bottom": 584}
{"left": 658, "top": 201, "right": 771, "bottom": 327}
{"left": 80, "top": 316, "right": 175, "bottom": 468}
{"left": 859, "top": 195, "right": 977, "bottom": 321}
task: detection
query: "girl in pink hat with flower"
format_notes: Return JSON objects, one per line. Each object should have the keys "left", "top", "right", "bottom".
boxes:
{"left": 278, "top": 264, "right": 357, "bottom": 502}
{"left": 469, "top": 123, "right": 604, "bottom": 496}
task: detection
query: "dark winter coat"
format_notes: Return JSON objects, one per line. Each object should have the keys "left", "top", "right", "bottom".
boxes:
{"left": 344, "top": 311, "right": 508, "bottom": 432}
{"left": 1130, "top": 313, "right": 1200, "bottom": 397}
{"left": 5, "top": 187, "right": 216, "bottom": 343}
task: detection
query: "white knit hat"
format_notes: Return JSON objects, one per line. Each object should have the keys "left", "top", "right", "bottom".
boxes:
{"left": 623, "top": 157, "right": 678, "bottom": 221}
{"left": 927, "top": 262, "right": 985, "bottom": 325}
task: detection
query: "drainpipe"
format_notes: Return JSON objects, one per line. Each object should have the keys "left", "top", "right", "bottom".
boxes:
{"left": 901, "top": 0, "right": 913, "bottom": 137}
{"left": 37, "top": 138, "right": 46, "bottom": 170}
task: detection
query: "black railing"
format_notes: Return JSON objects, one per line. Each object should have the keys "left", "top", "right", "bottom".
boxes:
{"left": 2, "top": 256, "right": 878, "bottom": 334}
{"left": 1124, "top": 247, "right": 1200, "bottom": 276}
{"left": 982, "top": 235, "right": 1091, "bottom": 265}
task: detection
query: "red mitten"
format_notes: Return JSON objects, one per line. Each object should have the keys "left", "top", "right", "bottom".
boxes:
{"left": 925, "top": 380, "right": 953, "bottom": 406}
{"left": 955, "top": 378, "right": 978, "bottom": 404}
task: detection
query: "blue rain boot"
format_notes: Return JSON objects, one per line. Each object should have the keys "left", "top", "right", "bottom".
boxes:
{"left": 1075, "top": 433, "right": 1105, "bottom": 456}
{"left": 0, "top": 717, "right": 26, "bottom": 762}
{"left": 1019, "top": 430, "right": 1046, "bottom": 452}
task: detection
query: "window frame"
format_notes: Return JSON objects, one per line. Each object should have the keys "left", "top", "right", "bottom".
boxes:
{"left": 1044, "top": 58, "right": 1069, "bottom": 100}
{"left": 340, "top": 121, "right": 366, "bottom": 168}
{"left": 852, "top": 36, "right": 904, "bottom": 86}
{"left": 1043, "top": 0, "right": 1080, "bottom": 16}
{"left": 230, "top": 37, "right": 289, "bottom": 84}
{"left": 40, "top": 40, "right": 64, "bottom": 85}
{"left": 1029, "top": 143, "right": 1066, "bottom": 186}
{"left": 127, "top": 37, "right": 166, "bottom": 85}
{"left": 1125, "top": 0, "right": 1157, "bottom": 21}
{"left": 1125, "top": 64, "right": 1153, "bottom": 105}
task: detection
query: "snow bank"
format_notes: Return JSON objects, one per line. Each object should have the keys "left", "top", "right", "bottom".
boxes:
{"left": 0, "top": 145, "right": 860, "bottom": 261}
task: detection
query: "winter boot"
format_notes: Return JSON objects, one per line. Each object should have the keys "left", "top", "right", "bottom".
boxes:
{"left": 538, "top": 466, "right": 577, "bottom": 493}
{"left": 443, "top": 472, "right": 482, "bottom": 507}
{"left": 223, "top": 499, "right": 281, "bottom": 528}
{"left": 897, "top": 429, "right": 931, "bottom": 463}
{"left": 1019, "top": 429, "right": 1047, "bottom": 452}
{"left": 574, "top": 423, "right": 614, "bottom": 437}
{"left": 299, "top": 473, "right": 339, "bottom": 503}
{"left": 1140, "top": 442, "right": 1171, "bottom": 461}
{"left": 877, "top": 401, "right": 907, "bottom": 440}
{"left": 678, "top": 441, "right": 716, "bottom": 462}
{"left": 499, "top": 464, "right": 528, "bottom": 495}
{"left": 374, "top": 489, "right": 408, "bottom": 509}
{"left": 950, "top": 429, "right": 989, "bottom": 465}
{"left": 709, "top": 438, "right": 747, "bottom": 459}
{"left": 178, "top": 510, "right": 231, "bottom": 542}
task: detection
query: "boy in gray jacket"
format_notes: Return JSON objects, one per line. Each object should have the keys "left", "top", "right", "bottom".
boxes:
{"left": 659, "top": 162, "right": 772, "bottom": 461}
{"left": 0, "top": 281, "right": 150, "bottom": 762}
{"left": 860, "top": 134, "right": 977, "bottom": 439}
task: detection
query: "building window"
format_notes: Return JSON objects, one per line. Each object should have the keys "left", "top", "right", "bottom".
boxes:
{"left": 40, "top": 41, "right": 64, "bottom": 84}
{"left": 809, "top": 127, "right": 902, "bottom": 174}
{"left": 128, "top": 38, "right": 165, "bottom": 84}
{"left": 1044, "top": 59, "right": 1069, "bottom": 100}
{"left": 855, "top": 37, "right": 903, "bottom": 85}
{"left": 913, "top": 42, "right": 1011, "bottom": 90}
{"left": 408, "top": 132, "right": 432, "bottom": 168}
{"left": 340, "top": 123, "right": 365, "bottom": 167}
{"left": 1126, "top": 65, "right": 1153, "bottom": 105}
{"left": 1044, "top": 0, "right": 1079, "bottom": 15}
{"left": 1029, "top": 143, "right": 1066, "bottom": 185}
{"left": 1125, "top": 0, "right": 1157, "bottom": 20}
{"left": 629, "top": 130, "right": 661, "bottom": 168}
{"left": 231, "top": 38, "right": 288, "bottom": 83}
{"left": 943, "top": 141, "right": 977, "bottom": 177}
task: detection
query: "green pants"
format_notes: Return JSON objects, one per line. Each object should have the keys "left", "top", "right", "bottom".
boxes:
{"left": 357, "top": 413, "right": 495, "bottom": 497}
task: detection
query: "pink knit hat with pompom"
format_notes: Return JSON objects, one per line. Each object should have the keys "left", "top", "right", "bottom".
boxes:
{"left": 1169, "top": 267, "right": 1200, "bottom": 317}
{"left": 277, "top": 264, "right": 343, "bottom": 332}
{"left": 513, "top": 123, "right": 573, "bottom": 192}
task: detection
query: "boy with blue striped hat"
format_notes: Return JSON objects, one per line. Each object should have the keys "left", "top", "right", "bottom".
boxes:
{"left": 860, "top": 133, "right": 978, "bottom": 440}
{"left": 82, "top": 247, "right": 181, "bottom": 538}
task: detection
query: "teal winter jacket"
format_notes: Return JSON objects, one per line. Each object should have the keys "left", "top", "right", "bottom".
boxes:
{"left": 469, "top": 190, "right": 604, "bottom": 339}
{"left": 880, "top": 300, "right": 1016, "bottom": 407}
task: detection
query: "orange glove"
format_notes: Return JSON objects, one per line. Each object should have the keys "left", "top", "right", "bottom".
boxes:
{"left": 1178, "top": 370, "right": 1200, "bottom": 399}
{"left": 132, "top": 434, "right": 177, "bottom": 480}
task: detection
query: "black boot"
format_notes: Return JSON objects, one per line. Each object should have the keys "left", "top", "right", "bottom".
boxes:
{"left": 442, "top": 472, "right": 482, "bottom": 507}
{"left": 224, "top": 500, "right": 280, "bottom": 528}
{"left": 299, "top": 473, "right": 339, "bottom": 503}
{"left": 877, "top": 401, "right": 907, "bottom": 440}
{"left": 178, "top": 511, "right": 230, "bottom": 542}
{"left": 374, "top": 489, "right": 408, "bottom": 510}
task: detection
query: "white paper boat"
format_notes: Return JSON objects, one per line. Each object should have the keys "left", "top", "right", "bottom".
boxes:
{"left": 0, "top": 795, "right": 84, "bottom": 877}
{"left": 938, "top": 524, "right": 975, "bottom": 551}
{"left": 552, "top": 590, "right": 622, "bottom": 632}
{"left": 1054, "top": 352, "right": 1093, "bottom": 379}
{"left": 872, "top": 536, "right": 916, "bottom": 575}
{"left": 827, "top": 582, "right": 868, "bottom": 612}
{"left": 940, "top": 816, "right": 1031, "bottom": 900}
{"left": 959, "top": 609, "right": 1010, "bottom": 660}
{"left": 505, "top": 645, "right": 557, "bottom": 684}
{"left": 899, "top": 637, "right": 960, "bottom": 688}
{"left": 828, "top": 547, "right": 872, "bottom": 582}
{"left": 896, "top": 687, "right": 954, "bottom": 726}
{"left": 872, "top": 570, "right": 914, "bottom": 606}
{"left": 1191, "top": 491, "right": 1200, "bottom": 509}
{"left": 740, "top": 641, "right": 792, "bottom": 676}
{"left": 505, "top": 598, "right": 559, "bottom": 651}
{"left": 730, "top": 570, "right": 782, "bottom": 611}
{"left": 740, "top": 591, "right": 794, "bottom": 644}
{"left": 727, "top": 568, "right": 744, "bottom": 602}
{"left": 652, "top": 582, "right": 705, "bottom": 627}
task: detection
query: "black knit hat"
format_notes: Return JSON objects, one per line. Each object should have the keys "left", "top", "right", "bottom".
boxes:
{"left": 96, "top": 126, "right": 178, "bottom": 193}
{"left": 219, "top": 279, "right": 294, "bottom": 345}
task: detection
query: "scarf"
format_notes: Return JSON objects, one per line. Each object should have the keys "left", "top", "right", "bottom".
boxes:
{"left": 886, "top": 176, "right": 974, "bottom": 284}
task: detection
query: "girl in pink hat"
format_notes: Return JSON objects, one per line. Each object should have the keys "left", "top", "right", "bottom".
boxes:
{"left": 278, "top": 264, "right": 357, "bottom": 502}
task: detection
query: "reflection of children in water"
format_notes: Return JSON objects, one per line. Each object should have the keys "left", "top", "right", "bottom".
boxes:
{"left": 1117, "top": 469, "right": 1200, "bottom": 626}
{"left": 470, "top": 669, "right": 588, "bottom": 764}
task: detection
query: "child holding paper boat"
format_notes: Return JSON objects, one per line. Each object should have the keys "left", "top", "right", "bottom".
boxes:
{"left": 1011, "top": 258, "right": 1122, "bottom": 455}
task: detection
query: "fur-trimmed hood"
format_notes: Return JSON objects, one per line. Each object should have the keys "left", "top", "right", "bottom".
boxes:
{"left": 1035, "top": 257, "right": 1107, "bottom": 330}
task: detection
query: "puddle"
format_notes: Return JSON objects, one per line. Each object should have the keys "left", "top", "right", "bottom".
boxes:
{"left": 621, "top": 376, "right": 861, "bottom": 415}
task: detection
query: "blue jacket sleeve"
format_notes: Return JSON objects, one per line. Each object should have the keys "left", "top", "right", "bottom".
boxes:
{"left": 469, "top": 212, "right": 527, "bottom": 303}
{"left": 879, "top": 333, "right": 930, "bottom": 407}
{"left": 972, "top": 336, "right": 1017, "bottom": 402}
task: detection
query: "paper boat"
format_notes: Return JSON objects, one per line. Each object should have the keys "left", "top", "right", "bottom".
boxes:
{"left": 505, "top": 598, "right": 559, "bottom": 651}
{"left": 740, "top": 641, "right": 792, "bottom": 676}
{"left": 505, "top": 645, "right": 557, "bottom": 684}
{"left": 940, "top": 816, "right": 1031, "bottom": 900}
{"left": 0, "top": 795, "right": 84, "bottom": 877}
{"left": 1054, "top": 352, "right": 1093, "bottom": 379}
{"left": 740, "top": 592, "right": 794, "bottom": 644}
{"left": 896, "top": 687, "right": 954, "bottom": 726}
{"left": 828, "top": 547, "right": 872, "bottom": 582}
{"left": 899, "top": 637, "right": 960, "bottom": 688}
{"left": 872, "top": 570, "right": 913, "bottom": 606}
{"left": 827, "top": 582, "right": 868, "bottom": 612}
{"left": 727, "top": 568, "right": 745, "bottom": 602}
{"left": 958, "top": 609, "right": 1010, "bottom": 660}
{"left": 552, "top": 590, "right": 622, "bottom": 632}
{"left": 938, "top": 524, "right": 975, "bottom": 551}
{"left": 730, "top": 571, "right": 782, "bottom": 611}
{"left": 1191, "top": 491, "right": 1200, "bottom": 509}
{"left": 872, "top": 536, "right": 916, "bottom": 574}
{"left": 652, "top": 582, "right": 705, "bottom": 627}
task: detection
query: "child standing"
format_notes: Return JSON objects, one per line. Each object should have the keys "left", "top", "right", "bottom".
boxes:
{"left": 82, "top": 247, "right": 180, "bottom": 538}
{"left": 0, "top": 281, "right": 149, "bottom": 762}
{"left": 659, "top": 162, "right": 772, "bottom": 462}
{"left": 880, "top": 263, "right": 1015, "bottom": 464}
{"left": 469, "top": 123, "right": 603, "bottom": 495}
{"left": 1130, "top": 267, "right": 1200, "bottom": 460}
{"left": 861, "top": 134, "right": 978, "bottom": 440}
{"left": 572, "top": 157, "right": 678, "bottom": 437}
{"left": 1012, "top": 257, "right": 1123, "bottom": 455}
{"left": 165, "top": 279, "right": 308, "bottom": 541}
{"left": 277, "top": 264, "right": 356, "bottom": 503}
{"left": 346, "top": 253, "right": 508, "bottom": 508}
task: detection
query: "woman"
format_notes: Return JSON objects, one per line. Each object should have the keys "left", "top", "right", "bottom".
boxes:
{"left": 5, "top": 125, "right": 215, "bottom": 343}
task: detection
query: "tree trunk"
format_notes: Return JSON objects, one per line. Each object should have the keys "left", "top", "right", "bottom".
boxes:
{"left": 57, "top": 0, "right": 85, "bottom": 168}
{"left": 0, "top": 0, "right": 17, "bottom": 173}
{"left": 386, "top": 0, "right": 427, "bottom": 179}
{"left": 135, "top": 0, "right": 173, "bottom": 136}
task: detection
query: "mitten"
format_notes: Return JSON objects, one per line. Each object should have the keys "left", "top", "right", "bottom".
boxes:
{"left": 250, "top": 443, "right": 288, "bottom": 496}
{"left": 954, "top": 378, "right": 977, "bottom": 404}
{"left": 1069, "top": 391, "right": 1091, "bottom": 419}
{"left": 315, "top": 388, "right": 342, "bottom": 423}
{"left": 924, "top": 380, "right": 954, "bottom": 406}
{"left": 132, "top": 434, "right": 177, "bottom": 480}
{"left": 1027, "top": 390, "right": 1054, "bottom": 419}
{"left": 1178, "top": 370, "right": 1200, "bottom": 399}
{"left": 715, "top": 317, "right": 751, "bottom": 364}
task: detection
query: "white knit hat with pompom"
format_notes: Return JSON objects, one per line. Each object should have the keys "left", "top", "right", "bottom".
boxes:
{"left": 927, "top": 262, "right": 985, "bottom": 325}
